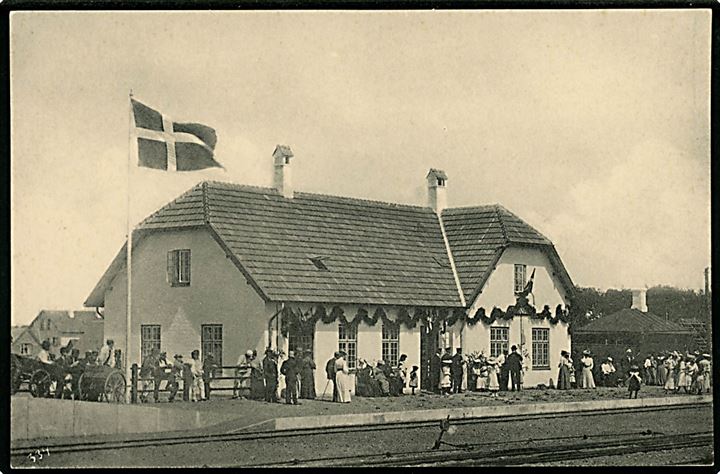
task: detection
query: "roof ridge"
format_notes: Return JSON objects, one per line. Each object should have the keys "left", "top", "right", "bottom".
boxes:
{"left": 444, "top": 204, "right": 499, "bottom": 212}
{"left": 295, "top": 190, "right": 430, "bottom": 212}
{"left": 203, "top": 179, "right": 430, "bottom": 212}
{"left": 496, "top": 204, "right": 552, "bottom": 243}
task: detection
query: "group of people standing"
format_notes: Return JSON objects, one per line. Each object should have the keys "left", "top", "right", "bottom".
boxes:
{"left": 234, "top": 348, "right": 317, "bottom": 405}
{"left": 430, "top": 346, "right": 524, "bottom": 397}
{"left": 556, "top": 348, "right": 712, "bottom": 399}
{"left": 139, "top": 348, "right": 212, "bottom": 403}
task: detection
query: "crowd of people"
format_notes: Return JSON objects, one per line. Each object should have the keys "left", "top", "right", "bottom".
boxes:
{"left": 556, "top": 348, "right": 712, "bottom": 398}
{"left": 15, "top": 338, "right": 120, "bottom": 399}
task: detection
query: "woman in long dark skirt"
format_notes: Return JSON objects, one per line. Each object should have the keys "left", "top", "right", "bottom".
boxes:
{"left": 299, "top": 350, "right": 316, "bottom": 399}
{"left": 557, "top": 350, "right": 571, "bottom": 390}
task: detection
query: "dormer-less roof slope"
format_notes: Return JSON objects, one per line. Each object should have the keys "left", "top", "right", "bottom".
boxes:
{"left": 573, "top": 308, "right": 693, "bottom": 334}
{"left": 442, "top": 205, "right": 575, "bottom": 303}
{"left": 87, "top": 181, "right": 462, "bottom": 307}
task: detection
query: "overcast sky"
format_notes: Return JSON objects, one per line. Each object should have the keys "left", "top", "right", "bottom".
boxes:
{"left": 11, "top": 10, "right": 711, "bottom": 325}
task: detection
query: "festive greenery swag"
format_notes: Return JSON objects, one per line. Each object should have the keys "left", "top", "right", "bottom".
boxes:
{"left": 280, "top": 299, "right": 572, "bottom": 335}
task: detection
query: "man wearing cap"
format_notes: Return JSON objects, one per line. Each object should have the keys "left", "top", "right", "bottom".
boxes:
{"left": 154, "top": 352, "right": 178, "bottom": 402}
{"left": 280, "top": 350, "right": 300, "bottom": 405}
{"left": 620, "top": 349, "right": 635, "bottom": 385}
{"left": 506, "top": 345, "right": 523, "bottom": 391}
{"left": 263, "top": 349, "right": 279, "bottom": 403}
{"left": 325, "top": 351, "right": 341, "bottom": 402}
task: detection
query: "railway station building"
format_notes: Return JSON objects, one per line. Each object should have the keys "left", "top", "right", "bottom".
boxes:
{"left": 84, "top": 146, "right": 576, "bottom": 393}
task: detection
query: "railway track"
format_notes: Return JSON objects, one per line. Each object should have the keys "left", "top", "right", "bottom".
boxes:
{"left": 244, "top": 431, "right": 713, "bottom": 467}
{"left": 10, "top": 403, "right": 711, "bottom": 459}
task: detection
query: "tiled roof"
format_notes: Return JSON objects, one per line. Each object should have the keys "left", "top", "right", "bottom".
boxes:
{"left": 32, "top": 310, "right": 103, "bottom": 334}
{"left": 85, "top": 181, "right": 574, "bottom": 308}
{"left": 442, "top": 205, "right": 573, "bottom": 302}
{"left": 573, "top": 308, "right": 694, "bottom": 334}
{"left": 12, "top": 325, "right": 29, "bottom": 340}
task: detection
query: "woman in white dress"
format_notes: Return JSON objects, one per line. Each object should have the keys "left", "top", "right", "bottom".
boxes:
{"left": 663, "top": 355, "right": 676, "bottom": 393}
{"left": 335, "top": 351, "right": 352, "bottom": 403}
{"left": 580, "top": 350, "right": 596, "bottom": 389}
{"left": 486, "top": 357, "right": 500, "bottom": 397}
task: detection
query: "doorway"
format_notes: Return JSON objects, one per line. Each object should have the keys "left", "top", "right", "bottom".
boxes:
{"left": 420, "top": 324, "right": 439, "bottom": 391}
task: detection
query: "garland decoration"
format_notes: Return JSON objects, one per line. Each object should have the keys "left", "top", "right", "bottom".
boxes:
{"left": 279, "top": 299, "right": 573, "bottom": 334}
{"left": 396, "top": 307, "right": 415, "bottom": 329}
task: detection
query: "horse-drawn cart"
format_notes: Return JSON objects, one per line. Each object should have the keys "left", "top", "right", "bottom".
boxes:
{"left": 78, "top": 365, "right": 127, "bottom": 402}
{"left": 11, "top": 353, "right": 126, "bottom": 403}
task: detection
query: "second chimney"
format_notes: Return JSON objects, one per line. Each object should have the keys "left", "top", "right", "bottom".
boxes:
{"left": 426, "top": 168, "right": 448, "bottom": 214}
{"left": 631, "top": 288, "right": 648, "bottom": 312}
{"left": 273, "top": 145, "right": 294, "bottom": 199}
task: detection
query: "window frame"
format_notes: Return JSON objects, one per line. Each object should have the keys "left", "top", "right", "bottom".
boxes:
{"left": 514, "top": 264, "right": 527, "bottom": 294}
{"left": 338, "top": 322, "right": 358, "bottom": 370}
{"left": 140, "top": 324, "right": 161, "bottom": 363}
{"left": 168, "top": 249, "right": 191, "bottom": 287}
{"left": 20, "top": 343, "right": 32, "bottom": 355}
{"left": 201, "top": 324, "right": 223, "bottom": 372}
{"left": 531, "top": 327, "right": 550, "bottom": 369}
{"left": 490, "top": 327, "right": 509, "bottom": 358}
{"left": 381, "top": 321, "right": 400, "bottom": 367}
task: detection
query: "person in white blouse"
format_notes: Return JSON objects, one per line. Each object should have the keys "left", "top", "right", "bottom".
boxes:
{"left": 37, "top": 340, "right": 53, "bottom": 364}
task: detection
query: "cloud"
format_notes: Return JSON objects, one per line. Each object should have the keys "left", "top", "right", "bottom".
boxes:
{"left": 542, "top": 139, "right": 709, "bottom": 290}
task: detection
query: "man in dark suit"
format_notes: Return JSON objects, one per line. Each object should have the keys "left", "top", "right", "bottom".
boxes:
{"left": 430, "top": 348, "right": 442, "bottom": 393}
{"left": 280, "top": 351, "right": 300, "bottom": 405}
{"left": 619, "top": 349, "right": 635, "bottom": 386}
{"left": 451, "top": 348, "right": 465, "bottom": 394}
{"left": 325, "top": 351, "right": 340, "bottom": 401}
{"left": 498, "top": 349, "right": 509, "bottom": 391}
{"left": 262, "top": 349, "right": 279, "bottom": 403}
{"left": 506, "top": 345, "right": 524, "bottom": 391}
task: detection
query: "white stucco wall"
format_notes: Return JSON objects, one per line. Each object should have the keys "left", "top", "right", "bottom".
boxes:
{"left": 462, "top": 246, "right": 572, "bottom": 387}
{"left": 103, "top": 228, "right": 272, "bottom": 380}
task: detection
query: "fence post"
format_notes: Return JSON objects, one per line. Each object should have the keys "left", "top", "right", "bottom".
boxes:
{"left": 131, "top": 363, "right": 138, "bottom": 404}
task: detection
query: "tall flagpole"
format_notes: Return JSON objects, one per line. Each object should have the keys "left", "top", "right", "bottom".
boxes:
{"left": 126, "top": 90, "right": 134, "bottom": 376}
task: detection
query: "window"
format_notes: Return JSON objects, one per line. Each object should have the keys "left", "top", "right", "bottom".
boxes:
{"left": 381, "top": 322, "right": 400, "bottom": 367}
{"left": 490, "top": 327, "right": 509, "bottom": 358}
{"left": 20, "top": 343, "right": 32, "bottom": 355}
{"left": 338, "top": 322, "right": 357, "bottom": 370}
{"left": 51, "top": 337, "right": 58, "bottom": 346}
{"left": 167, "top": 249, "right": 191, "bottom": 287}
{"left": 532, "top": 328, "right": 550, "bottom": 368}
{"left": 437, "top": 178, "right": 445, "bottom": 186}
{"left": 140, "top": 325, "right": 161, "bottom": 363}
{"left": 201, "top": 324, "right": 223, "bottom": 370}
{"left": 514, "top": 264, "right": 527, "bottom": 293}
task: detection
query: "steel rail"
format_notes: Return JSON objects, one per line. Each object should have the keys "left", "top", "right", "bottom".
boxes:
{"left": 247, "top": 431, "right": 713, "bottom": 468}
{"left": 10, "top": 402, "right": 710, "bottom": 458}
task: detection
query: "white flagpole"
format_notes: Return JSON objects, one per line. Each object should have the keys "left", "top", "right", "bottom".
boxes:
{"left": 126, "top": 90, "right": 134, "bottom": 376}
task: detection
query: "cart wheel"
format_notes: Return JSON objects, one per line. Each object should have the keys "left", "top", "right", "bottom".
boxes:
{"left": 104, "top": 372, "right": 127, "bottom": 403}
{"left": 29, "top": 369, "right": 52, "bottom": 398}
{"left": 77, "top": 373, "right": 93, "bottom": 401}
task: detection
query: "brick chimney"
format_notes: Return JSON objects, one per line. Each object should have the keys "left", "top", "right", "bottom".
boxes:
{"left": 426, "top": 168, "right": 448, "bottom": 214}
{"left": 273, "top": 145, "right": 294, "bottom": 199}
{"left": 631, "top": 288, "right": 647, "bottom": 312}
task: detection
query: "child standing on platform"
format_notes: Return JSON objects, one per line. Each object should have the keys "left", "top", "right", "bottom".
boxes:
{"left": 409, "top": 366, "right": 419, "bottom": 394}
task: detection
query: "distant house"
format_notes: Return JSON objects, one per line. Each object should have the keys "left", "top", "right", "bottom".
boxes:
{"left": 11, "top": 310, "right": 105, "bottom": 357}
{"left": 572, "top": 289, "right": 694, "bottom": 361}
{"left": 11, "top": 326, "right": 40, "bottom": 356}
{"left": 85, "top": 146, "right": 575, "bottom": 392}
